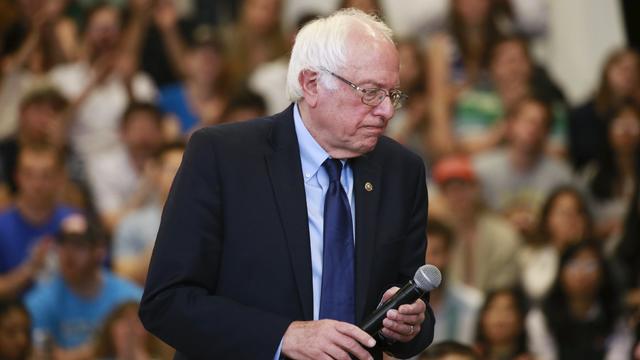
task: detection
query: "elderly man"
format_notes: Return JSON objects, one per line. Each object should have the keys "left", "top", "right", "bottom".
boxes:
{"left": 140, "top": 9, "right": 435, "bottom": 359}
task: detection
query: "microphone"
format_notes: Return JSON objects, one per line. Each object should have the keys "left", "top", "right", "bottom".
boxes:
{"left": 359, "top": 264, "right": 442, "bottom": 335}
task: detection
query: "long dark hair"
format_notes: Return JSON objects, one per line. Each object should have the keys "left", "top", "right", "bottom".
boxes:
{"left": 542, "top": 241, "right": 619, "bottom": 342}
{"left": 475, "top": 288, "right": 529, "bottom": 358}
{"left": 589, "top": 102, "right": 640, "bottom": 201}
{"left": 533, "top": 185, "right": 594, "bottom": 246}
{"left": 594, "top": 48, "right": 640, "bottom": 115}
{"left": 449, "top": 0, "right": 504, "bottom": 72}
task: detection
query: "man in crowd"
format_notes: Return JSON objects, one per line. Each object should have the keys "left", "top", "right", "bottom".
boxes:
{"left": 0, "top": 145, "right": 75, "bottom": 298}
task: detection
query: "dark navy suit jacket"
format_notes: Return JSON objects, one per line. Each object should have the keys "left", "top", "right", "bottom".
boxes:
{"left": 139, "top": 105, "right": 435, "bottom": 359}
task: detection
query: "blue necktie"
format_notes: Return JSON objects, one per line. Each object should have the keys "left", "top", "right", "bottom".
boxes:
{"left": 319, "top": 158, "right": 356, "bottom": 324}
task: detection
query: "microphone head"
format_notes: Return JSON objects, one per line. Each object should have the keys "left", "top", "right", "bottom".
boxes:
{"left": 413, "top": 264, "right": 442, "bottom": 292}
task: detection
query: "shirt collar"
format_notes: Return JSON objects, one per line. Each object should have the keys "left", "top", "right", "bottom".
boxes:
{"left": 293, "top": 102, "right": 330, "bottom": 181}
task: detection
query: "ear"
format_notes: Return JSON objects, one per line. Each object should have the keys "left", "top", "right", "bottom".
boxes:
{"left": 299, "top": 69, "right": 320, "bottom": 107}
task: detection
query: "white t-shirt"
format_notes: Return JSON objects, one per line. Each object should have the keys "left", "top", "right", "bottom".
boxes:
{"left": 49, "top": 62, "right": 157, "bottom": 160}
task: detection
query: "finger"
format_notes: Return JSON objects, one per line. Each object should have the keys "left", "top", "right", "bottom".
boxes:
{"left": 381, "top": 322, "right": 421, "bottom": 343}
{"left": 325, "top": 343, "right": 352, "bottom": 360}
{"left": 382, "top": 318, "right": 417, "bottom": 337}
{"left": 332, "top": 333, "right": 373, "bottom": 360}
{"left": 386, "top": 309, "right": 421, "bottom": 325}
{"left": 381, "top": 286, "right": 400, "bottom": 303}
{"left": 335, "top": 322, "right": 376, "bottom": 348}
{"left": 398, "top": 299, "right": 427, "bottom": 315}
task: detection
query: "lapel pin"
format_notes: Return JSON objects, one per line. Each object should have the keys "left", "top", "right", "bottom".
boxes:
{"left": 364, "top": 182, "right": 373, "bottom": 192}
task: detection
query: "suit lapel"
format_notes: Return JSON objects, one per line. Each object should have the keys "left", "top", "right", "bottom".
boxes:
{"left": 351, "top": 154, "right": 382, "bottom": 322}
{"left": 265, "top": 106, "right": 314, "bottom": 321}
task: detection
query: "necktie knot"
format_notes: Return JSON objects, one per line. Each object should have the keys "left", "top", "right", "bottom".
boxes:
{"left": 322, "top": 158, "right": 343, "bottom": 183}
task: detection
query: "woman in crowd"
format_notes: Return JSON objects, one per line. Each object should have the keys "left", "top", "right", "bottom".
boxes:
{"left": 581, "top": 101, "right": 640, "bottom": 253}
{"left": 569, "top": 48, "right": 640, "bottom": 170}
{"left": 527, "top": 241, "right": 633, "bottom": 360}
{"left": 474, "top": 288, "right": 532, "bottom": 360}
{"left": 518, "top": 186, "right": 593, "bottom": 302}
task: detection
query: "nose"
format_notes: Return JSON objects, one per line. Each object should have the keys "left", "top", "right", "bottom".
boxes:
{"left": 372, "top": 94, "right": 395, "bottom": 120}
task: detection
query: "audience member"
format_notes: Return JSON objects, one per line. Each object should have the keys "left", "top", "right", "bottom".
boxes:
{"left": 527, "top": 241, "right": 633, "bottom": 360}
{"left": 93, "top": 301, "right": 172, "bottom": 360}
{"left": 386, "top": 39, "right": 431, "bottom": 160}
{"left": 220, "top": 0, "right": 287, "bottom": 87}
{"left": 616, "top": 180, "right": 640, "bottom": 358}
{"left": 569, "top": 48, "right": 640, "bottom": 171}
{"left": 425, "top": 218, "right": 482, "bottom": 345}
{"left": 25, "top": 213, "right": 142, "bottom": 359}
{"left": 113, "top": 142, "right": 185, "bottom": 285}
{"left": 433, "top": 155, "right": 521, "bottom": 291}
{"left": 158, "top": 30, "right": 229, "bottom": 136}
{"left": 0, "top": 0, "right": 78, "bottom": 139}
{"left": 0, "top": 145, "right": 75, "bottom": 299}
{"left": 518, "top": 186, "right": 593, "bottom": 302}
{"left": 419, "top": 340, "right": 479, "bottom": 360}
{"left": 249, "top": 13, "right": 319, "bottom": 116}
{"left": 580, "top": 101, "right": 640, "bottom": 253}
{"left": 472, "top": 97, "right": 573, "bottom": 236}
{"left": 0, "top": 299, "right": 31, "bottom": 360}
{"left": 453, "top": 36, "right": 567, "bottom": 155}
{"left": 85, "top": 102, "right": 164, "bottom": 232}
{"left": 49, "top": 3, "right": 157, "bottom": 164}
{"left": 475, "top": 288, "right": 532, "bottom": 360}
{"left": 0, "top": 87, "right": 68, "bottom": 195}
{"left": 220, "top": 89, "right": 267, "bottom": 123}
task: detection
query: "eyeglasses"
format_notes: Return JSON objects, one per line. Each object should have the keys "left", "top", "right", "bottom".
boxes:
{"left": 321, "top": 67, "right": 408, "bottom": 110}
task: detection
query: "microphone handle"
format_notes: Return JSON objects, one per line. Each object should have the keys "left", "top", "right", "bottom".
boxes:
{"left": 359, "top": 280, "right": 425, "bottom": 335}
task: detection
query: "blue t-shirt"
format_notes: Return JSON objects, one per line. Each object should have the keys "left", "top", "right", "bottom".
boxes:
{"left": 158, "top": 84, "right": 199, "bottom": 133}
{"left": 25, "top": 271, "right": 142, "bottom": 349}
{"left": 0, "top": 206, "right": 75, "bottom": 273}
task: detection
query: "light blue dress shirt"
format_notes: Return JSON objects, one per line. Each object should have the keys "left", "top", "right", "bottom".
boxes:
{"left": 274, "top": 103, "right": 356, "bottom": 358}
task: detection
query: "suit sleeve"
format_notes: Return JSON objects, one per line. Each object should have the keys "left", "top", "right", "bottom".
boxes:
{"left": 383, "top": 158, "right": 436, "bottom": 358}
{"left": 139, "top": 129, "right": 292, "bottom": 359}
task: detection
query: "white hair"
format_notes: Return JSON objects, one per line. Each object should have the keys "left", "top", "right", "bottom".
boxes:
{"left": 285, "top": 8, "right": 394, "bottom": 102}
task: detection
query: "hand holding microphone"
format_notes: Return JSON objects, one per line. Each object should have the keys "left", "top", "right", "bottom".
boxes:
{"left": 360, "top": 264, "right": 442, "bottom": 342}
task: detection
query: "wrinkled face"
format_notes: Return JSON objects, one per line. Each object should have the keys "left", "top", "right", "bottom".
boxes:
{"left": 561, "top": 248, "right": 602, "bottom": 299}
{"left": 491, "top": 41, "right": 531, "bottom": 84}
{"left": 121, "top": 111, "right": 164, "bottom": 160}
{"left": 547, "top": 193, "right": 587, "bottom": 249}
{"left": 609, "top": 108, "right": 640, "bottom": 154}
{"left": 0, "top": 308, "right": 30, "bottom": 360}
{"left": 481, "top": 293, "right": 522, "bottom": 345}
{"left": 16, "top": 150, "right": 62, "bottom": 205}
{"left": 508, "top": 101, "right": 549, "bottom": 153}
{"left": 454, "top": 0, "right": 491, "bottom": 27}
{"left": 243, "top": 0, "right": 281, "bottom": 34}
{"left": 425, "top": 233, "right": 450, "bottom": 274}
{"left": 607, "top": 53, "right": 639, "bottom": 98}
{"left": 310, "top": 32, "right": 399, "bottom": 158}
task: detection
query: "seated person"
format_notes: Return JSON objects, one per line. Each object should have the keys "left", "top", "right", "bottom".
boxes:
{"left": 25, "top": 214, "right": 142, "bottom": 359}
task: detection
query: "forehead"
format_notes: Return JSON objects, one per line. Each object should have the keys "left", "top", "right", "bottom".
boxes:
{"left": 342, "top": 31, "right": 400, "bottom": 86}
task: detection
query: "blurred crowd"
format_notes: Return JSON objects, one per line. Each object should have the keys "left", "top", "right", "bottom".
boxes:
{"left": 0, "top": 0, "right": 638, "bottom": 359}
